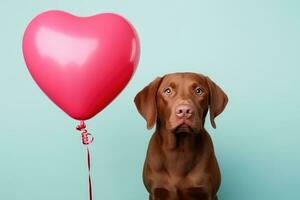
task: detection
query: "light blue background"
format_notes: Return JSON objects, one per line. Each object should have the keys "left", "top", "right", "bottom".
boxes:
{"left": 1, "top": 1, "right": 299, "bottom": 199}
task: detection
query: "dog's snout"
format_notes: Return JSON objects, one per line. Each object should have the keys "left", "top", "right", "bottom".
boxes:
{"left": 176, "top": 104, "right": 193, "bottom": 118}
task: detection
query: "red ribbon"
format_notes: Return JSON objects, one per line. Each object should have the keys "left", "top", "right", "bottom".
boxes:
{"left": 76, "top": 121, "right": 94, "bottom": 200}
{"left": 87, "top": 146, "right": 92, "bottom": 200}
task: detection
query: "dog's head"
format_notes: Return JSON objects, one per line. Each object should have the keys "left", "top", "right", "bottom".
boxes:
{"left": 134, "top": 73, "right": 228, "bottom": 134}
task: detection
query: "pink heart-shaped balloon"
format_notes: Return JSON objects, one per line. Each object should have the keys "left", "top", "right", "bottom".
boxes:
{"left": 23, "top": 10, "right": 140, "bottom": 120}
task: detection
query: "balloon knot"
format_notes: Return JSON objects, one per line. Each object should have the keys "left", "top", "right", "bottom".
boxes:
{"left": 76, "top": 120, "right": 94, "bottom": 145}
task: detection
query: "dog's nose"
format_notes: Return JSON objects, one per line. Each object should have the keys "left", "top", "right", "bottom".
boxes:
{"left": 176, "top": 104, "right": 193, "bottom": 118}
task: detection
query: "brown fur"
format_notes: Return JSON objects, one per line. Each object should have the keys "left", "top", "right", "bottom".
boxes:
{"left": 134, "top": 72, "right": 228, "bottom": 200}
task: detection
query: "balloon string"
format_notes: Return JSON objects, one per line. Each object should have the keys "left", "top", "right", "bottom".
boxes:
{"left": 87, "top": 146, "right": 92, "bottom": 200}
{"left": 76, "top": 120, "right": 94, "bottom": 200}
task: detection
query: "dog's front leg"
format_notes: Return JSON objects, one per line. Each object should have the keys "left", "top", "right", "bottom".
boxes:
{"left": 179, "top": 186, "right": 215, "bottom": 200}
{"left": 147, "top": 175, "right": 178, "bottom": 200}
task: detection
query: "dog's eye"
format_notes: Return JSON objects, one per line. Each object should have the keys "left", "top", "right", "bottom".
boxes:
{"left": 163, "top": 87, "right": 172, "bottom": 95}
{"left": 194, "top": 87, "right": 203, "bottom": 95}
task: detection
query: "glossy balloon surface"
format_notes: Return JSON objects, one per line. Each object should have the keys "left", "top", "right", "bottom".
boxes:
{"left": 23, "top": 10, "right": 140, "bottom": 120}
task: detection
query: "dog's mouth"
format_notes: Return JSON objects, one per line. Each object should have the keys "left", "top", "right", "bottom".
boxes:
{"left": 173, "top": 123, "right": 194, "bottom": 134}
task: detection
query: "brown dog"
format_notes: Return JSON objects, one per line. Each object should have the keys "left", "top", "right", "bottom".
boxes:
{"left": 134, "top": 72, "right": 228, "bottom": 200}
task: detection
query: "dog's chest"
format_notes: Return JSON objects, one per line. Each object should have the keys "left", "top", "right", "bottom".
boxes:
{"left": 162, "top": 134, "right": 207, "bottom": 179}
{"left": 163, "top": 145, "right": 199, "bottom": 176}
{"left": 164, "top": 149, "right": 195, "bottom": 175}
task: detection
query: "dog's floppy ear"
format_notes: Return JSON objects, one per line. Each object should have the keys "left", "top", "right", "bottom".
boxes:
{"left": 134, "top": 77, "right": 162, "bottom": 129}
{"left": 206, "top": 76, "right": 228, "bottom": 129}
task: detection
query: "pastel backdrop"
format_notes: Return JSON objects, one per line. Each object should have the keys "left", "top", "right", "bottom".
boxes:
{"left": 0, "top": 1, "right": 299, "bottom": 200}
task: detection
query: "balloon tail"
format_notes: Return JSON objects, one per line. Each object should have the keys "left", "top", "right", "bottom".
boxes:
{"left": 76, "top": 120, "right": 94, "bottom": 200}
{"left": 76, "top": 120, "right": 94, "bottom": 145}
